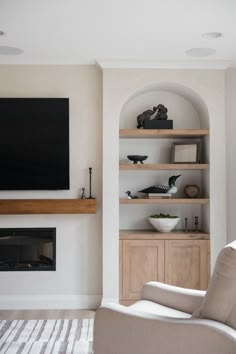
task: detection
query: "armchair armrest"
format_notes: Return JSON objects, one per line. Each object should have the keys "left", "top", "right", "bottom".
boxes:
{"left": 141, "top": 281, "right": 206, "bottom": 314}
{"left": 94, "top": 304, "right": 236, "bottom": 354}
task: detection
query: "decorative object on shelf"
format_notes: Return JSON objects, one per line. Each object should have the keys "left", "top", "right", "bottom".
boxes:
{"left": 194, "top": 216, "right": 199, "bottom": 232}
{"left": 172, "top": 142, "right": 200, "bottom": 163}
{"left": 139, "top": 175, "right": 181, "bottom": 196}
{"left": 125, "top": 191, "right": 138, "bottom": 199}
{"left": 127, "top": 155, "right": 148, "bottom": 164}
{"left": 148, "top": 213, "right": 180, "bottom": 232}
{"left": 184, "top": 217, "right": 189, "bottom": 232}
{"left": 81, "top": 187, "right": 86, "bottom": 199}
{"left": 87, "top": 167, "right": 95, "bottom": 199}
{"left": 136, "top": 106, "right": 158, "bottom": 129}
{"left": 184, "top": 184, "right": 200, "bottom": 198}
{"left": 143, "top": 104, "right": 173, "bottom": 129}
{"left": 153, "top": 104, "right": 168, "bottom": 120}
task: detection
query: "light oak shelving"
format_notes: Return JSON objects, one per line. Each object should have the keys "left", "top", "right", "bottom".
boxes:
{"left": 0, "top": 199, "right": 96, "bottom": 215}
{"left": 120, "top": 198, "right": 209, "bottom": 205}
{"left": 119, "top": 230, "right": 210, "bottom": 240}
{"left": 120, "top": 129, "right": 209, "bottom": 139}
{"left": 119, "top": 163, "right": 209, "bottom": 170}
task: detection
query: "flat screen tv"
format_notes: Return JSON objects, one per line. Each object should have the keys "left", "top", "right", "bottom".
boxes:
{"left": 0, "top": 98, "right": 69, "bottom": 190}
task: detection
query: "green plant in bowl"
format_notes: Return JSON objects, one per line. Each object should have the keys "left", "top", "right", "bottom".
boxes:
{"left": 149, "top": 213, "right": 179, "bottom": 219}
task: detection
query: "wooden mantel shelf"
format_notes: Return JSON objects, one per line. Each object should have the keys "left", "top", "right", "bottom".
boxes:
{"left": 0, "top": 199, "right": 97, "bottom": 215}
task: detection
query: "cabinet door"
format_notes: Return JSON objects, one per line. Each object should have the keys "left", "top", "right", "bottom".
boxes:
{"left": 165, "top": 240, "right": 208, "bottom": 290}
{"left": 122, "top": 240, "right": 165, "bottom": 301}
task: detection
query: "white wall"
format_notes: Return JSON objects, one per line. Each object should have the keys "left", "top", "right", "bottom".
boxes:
{"left": 226, "top": 68, "right": 236, "bottom": 243}
{"left": 102, "top": 68, "right": 226, "bottom": 304}
{"left": 0, "top": 65, "right": 102, "bottom": 309}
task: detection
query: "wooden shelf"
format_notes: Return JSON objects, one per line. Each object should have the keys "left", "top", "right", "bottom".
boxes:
{"left": 120, "top": 198, "right": 209, "bottom": 205}
{"left": 119, "top": 163, "right": 209, "bottom": 170}
{"left": 119, "top": 229, "right": 210, "bottom": 240}
{"left": 0, "top": 199, "right": 97, "bottom": 215}
{"left": 120, "top": 129, "right": 209, "bottom": 139}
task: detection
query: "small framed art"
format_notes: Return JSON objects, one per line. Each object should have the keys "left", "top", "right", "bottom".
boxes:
{"left": 172, "top": 142, "right": 200, "bottom": 163}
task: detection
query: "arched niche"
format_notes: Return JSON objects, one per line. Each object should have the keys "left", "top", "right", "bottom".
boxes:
{"left": 119, "top": 82, "right": 210, "bottom": 259}
{"left": 120, "top": 82, "right": 209, "bottom": 129}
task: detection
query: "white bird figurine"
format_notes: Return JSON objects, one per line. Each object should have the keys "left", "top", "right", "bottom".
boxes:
{"left": 139, "top": 175, "right": 181, "bottom": 195}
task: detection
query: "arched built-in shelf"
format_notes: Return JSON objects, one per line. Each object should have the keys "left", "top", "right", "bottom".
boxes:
{"left": 117, "top": 83, "right": 211, "bottom": 304}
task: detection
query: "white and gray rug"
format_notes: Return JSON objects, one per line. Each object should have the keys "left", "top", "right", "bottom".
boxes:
{"left": 0, "top": 319, "right": 94, "bottom": 353}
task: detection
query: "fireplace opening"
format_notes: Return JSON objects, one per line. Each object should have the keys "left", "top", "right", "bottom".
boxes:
{"left": 0, "top": 228, "right": 56, "bottom": 271}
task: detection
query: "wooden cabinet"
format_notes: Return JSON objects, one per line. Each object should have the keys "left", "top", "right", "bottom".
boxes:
{"left": 165, "top": 240, "right": 209, "bottom": 290}
{"left": 121, "top": 240, "right": 164, "bottom": 301}
{"left": 119, "top": 235, "right": 210, "bottom": 302}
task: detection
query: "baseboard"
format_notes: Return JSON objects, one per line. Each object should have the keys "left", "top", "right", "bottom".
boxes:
{"left": 0, "top": 294, "right": 102, "bottom": 310}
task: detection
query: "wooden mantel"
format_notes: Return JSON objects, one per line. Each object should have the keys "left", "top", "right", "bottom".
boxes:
{"left": 0, "top": 199, "right": 97, "bottom": 215}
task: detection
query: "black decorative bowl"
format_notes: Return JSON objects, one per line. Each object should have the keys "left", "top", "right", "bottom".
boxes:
{"left": 127, "top": 155, "right": 148, "bottom": 164}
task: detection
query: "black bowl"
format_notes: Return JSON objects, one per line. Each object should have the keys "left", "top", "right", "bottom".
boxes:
{"left": 127, "top": 155, "right": 148, "bottom": 164}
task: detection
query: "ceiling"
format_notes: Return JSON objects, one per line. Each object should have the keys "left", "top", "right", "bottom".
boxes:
{"left": 0, "top": 0, "right": 235, "bottom": 67}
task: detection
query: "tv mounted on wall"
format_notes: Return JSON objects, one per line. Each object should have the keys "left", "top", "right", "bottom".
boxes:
{"left": 0, "top": 98, "right": 69, "bottom": 190}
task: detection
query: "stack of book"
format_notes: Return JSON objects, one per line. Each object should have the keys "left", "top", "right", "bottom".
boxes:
{"left": 146, "top": 193, "right": 172, "bottom": 199}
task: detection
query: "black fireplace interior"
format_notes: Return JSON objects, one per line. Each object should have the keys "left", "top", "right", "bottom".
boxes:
{"left": 0, "top": 228, "right": 56, "bottom": 271}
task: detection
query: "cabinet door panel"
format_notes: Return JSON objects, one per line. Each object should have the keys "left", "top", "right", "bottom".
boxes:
{"left": 122, "top": 240, "right": 164, "bottom": 300}
{"left": 165, "top": 240, "right": 208, "bottom": 290}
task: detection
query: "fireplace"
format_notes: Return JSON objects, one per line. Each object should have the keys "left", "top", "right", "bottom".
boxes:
{"left": 0, "top": 228, "right": 56, "bottom": 271}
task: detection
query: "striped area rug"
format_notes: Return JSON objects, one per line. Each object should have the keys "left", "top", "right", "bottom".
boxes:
{"left": 0, "top": 319, "right": 94, "bottom": 353}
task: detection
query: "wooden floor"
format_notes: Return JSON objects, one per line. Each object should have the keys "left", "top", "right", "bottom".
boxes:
{"left": 0, "top": 309, "right": 95, "bottom": 320}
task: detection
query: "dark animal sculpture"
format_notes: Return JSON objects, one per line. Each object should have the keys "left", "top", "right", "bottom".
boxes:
{"left": 136, "top": 106, "right": 157, "bottom": 128}
{"left": 136, "top": 104, "right": 168, "bottom": 128}
{"left": 154, "top": 104, "right": 168, "bottom": 120}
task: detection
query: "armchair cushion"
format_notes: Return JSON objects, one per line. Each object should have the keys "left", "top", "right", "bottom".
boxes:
{"left": 193, "top": 240, "right": 236, "bottom": 330}
{"left": 130, "top": 300, "right": 191, "bottom": 318}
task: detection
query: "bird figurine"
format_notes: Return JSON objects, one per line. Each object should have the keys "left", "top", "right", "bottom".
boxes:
{"left": 139, "top": 175, "right": 181, "bottom": 195}
{"left": 126, "top": 191, "right": 138, "bottom": 199}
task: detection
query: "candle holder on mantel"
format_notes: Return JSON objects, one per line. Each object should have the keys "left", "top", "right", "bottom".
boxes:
{"left": 87, "top": 167, "right": 95, "bottom": 199}
{"left": 81, "top": 187, "right": 86, "bottom": 199}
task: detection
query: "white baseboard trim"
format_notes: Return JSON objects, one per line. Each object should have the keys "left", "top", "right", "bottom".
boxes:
{"left": 101, "top": 297, "right": 119, "bottom": 306}
{"left": 0, "top": 295, "right": 102, "bottom": 310}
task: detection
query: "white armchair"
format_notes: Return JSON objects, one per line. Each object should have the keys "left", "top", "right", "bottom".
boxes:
{"left": 94, "top": 241, "right": 236, "bottom": 354}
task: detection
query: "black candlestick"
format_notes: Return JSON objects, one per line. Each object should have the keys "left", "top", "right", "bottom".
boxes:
{"left": 88, "top": 167, "right": 95, "bottom": 199}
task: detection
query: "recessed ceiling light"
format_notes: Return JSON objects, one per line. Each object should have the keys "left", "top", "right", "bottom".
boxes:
{"left": 185, "top": 48, "right": 216, "bottom": 57}
{"left": 0, "top": 31, "right": 4, "bottom": 36}
{"left": 202, "top": 32, "right": 222, "bottom": 39}
{"left": 0, "top": 46, "right": 24, "bottom": 56}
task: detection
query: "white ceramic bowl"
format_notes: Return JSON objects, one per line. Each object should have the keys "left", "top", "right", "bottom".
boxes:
{"left": 148, "top": 217, "right": 180, "bottom": 232}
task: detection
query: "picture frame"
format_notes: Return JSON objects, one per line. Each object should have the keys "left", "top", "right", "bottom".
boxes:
{"left": 172, "top": 142, "right": 200, "bottom": 163}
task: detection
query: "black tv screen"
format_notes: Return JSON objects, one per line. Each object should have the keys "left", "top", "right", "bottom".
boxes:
{"left": 0, "top": 98, "right": 69, "bottom": 190}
